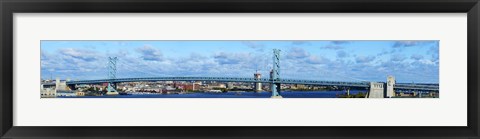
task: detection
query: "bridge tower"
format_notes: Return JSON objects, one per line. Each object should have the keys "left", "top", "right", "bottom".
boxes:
{"left": 367, "top": 75, "right": 396, "bottom": 98}
{"left": 367, "top": 82, "right": 384, "bottom": 98}
{"left": 270, "top": 49, "right": 282, "bottom": 98}
{"left": 55, "top": 77, "right": 68, "bottom": 91}
{"left": 385, "top": 75, "right": 396, "bottom": 98}
{"left": 106, "top": 57, "right": 119, "bottom": 95}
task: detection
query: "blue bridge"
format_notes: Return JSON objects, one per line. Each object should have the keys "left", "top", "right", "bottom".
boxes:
{"left": 42, "top": 49, "right": 439, "bottom": 98}
{"left": 59, "top": 77, "right": 438, "bottom": 91}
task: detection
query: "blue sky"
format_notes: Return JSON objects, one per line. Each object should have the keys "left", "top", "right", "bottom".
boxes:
{"left": 41, "top": 40, "right": 439, "bottom": 83}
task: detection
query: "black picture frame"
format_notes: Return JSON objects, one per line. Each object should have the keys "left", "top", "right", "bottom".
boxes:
{"left": 1, "top": 0, "right": 479, "bottom": 138}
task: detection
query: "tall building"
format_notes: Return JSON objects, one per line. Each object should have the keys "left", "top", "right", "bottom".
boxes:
{"left": 254, "top": 72, "right": 262, "bottom": 92}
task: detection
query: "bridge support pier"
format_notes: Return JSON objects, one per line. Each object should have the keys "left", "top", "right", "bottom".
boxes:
{"left": 367, "top": 82, "right": 384, "bottom": 98}
{"left": 106, "top": 82, "right": 119, "bottom": 95}
{"left": 271, "top": 83, "right": 282, "bottom": 98}
{"left": 385, "top": 75, "right": 395, "bottom": 98}
{"left": 367, "top": 75, "right": 397, "bottom": 98}
{"left": 55, "top": 77, "right": 68, "bottom": 91}
{"left": 254, "top": 72, "right": 263, "bottom": 93}
{"left": 347, "top": 89, "right": 350, "bottom": 97}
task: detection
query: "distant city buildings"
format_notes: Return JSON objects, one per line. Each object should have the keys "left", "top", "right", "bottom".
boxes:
{"left": 40, "top": 74, "right": 438, "bottom": 98}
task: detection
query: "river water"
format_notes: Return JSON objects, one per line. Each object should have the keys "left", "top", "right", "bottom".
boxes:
{"left": 57, "top": 90, "right": 365, "bottom": 98}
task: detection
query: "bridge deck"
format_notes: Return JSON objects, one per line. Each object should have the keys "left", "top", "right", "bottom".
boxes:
{"left": 65, "top": 77, "right": 370, "bottom": 87}
{"left": 42, "top": 77, "right": 438, "bottom": 91}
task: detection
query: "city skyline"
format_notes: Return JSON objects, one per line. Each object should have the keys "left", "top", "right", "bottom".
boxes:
{"left": 41, "top": 40, "right": 439, "bottom": 83}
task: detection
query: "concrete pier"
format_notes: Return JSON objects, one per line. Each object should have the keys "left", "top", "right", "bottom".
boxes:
{"left": 368, "top": 82, "right": 384, "bottom": 98}
{"left": 386, "top": 75, "right": 395, "bottom": 98}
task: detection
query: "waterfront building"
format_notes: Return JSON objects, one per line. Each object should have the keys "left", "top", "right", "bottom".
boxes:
{"left": 76, "top": 91, "right": 85, "bottom": 96}
{"left": 296, "top": 84, "right": 307, "bottom": 89}
{"left": 40, "top": 86, "right": 56, "bottom": 98}
{"left": 177, "top": 84, "right": 200, "bottom": 91}
{"left": 208, "top": 83, "right": 226, "bottom": 89}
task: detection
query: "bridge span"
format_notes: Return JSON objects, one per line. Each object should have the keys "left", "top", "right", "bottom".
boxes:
{"left": 65, "top": 77, "right": 370, "bottom": 87}
{"left": 44, "top": 76, "right": 439, "bottom": 91}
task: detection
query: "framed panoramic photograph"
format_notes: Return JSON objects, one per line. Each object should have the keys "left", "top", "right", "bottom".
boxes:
{"left": 40, "top": 40, "right": 439, "bottom": 98}
{"left": 1, "top": 0, "right": 480, "bottom": 139}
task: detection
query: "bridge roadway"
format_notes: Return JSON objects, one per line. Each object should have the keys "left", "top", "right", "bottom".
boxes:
{"left": 44, "top": 76, "right": 439, "bottom": 91}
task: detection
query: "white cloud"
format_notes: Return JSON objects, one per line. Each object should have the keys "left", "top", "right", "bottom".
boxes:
{"left": 410, "top": 54, "right": 424, "bottom": 60}
{"left": 305, "top": 55, "right": 330, "bottom": 64}
{"left": 286, "top": 47, "right": 310, "bottom": 59}
{"left": 321, "top": 45, "right": 344, "bottom": 50}
{"left": 136, "top": 45, "right": 164, "bottom": 61}
{"left": 355, "top": 55, "right": 376, "bottom": 63}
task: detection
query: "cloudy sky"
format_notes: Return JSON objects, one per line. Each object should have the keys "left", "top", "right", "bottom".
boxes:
{"left": 41, "top": 40, "right": 439, "bottom": 83}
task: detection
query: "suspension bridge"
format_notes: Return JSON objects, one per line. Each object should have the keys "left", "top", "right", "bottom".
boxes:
{"left": 42, "top": 49, "right": 439, "bottom": 98}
